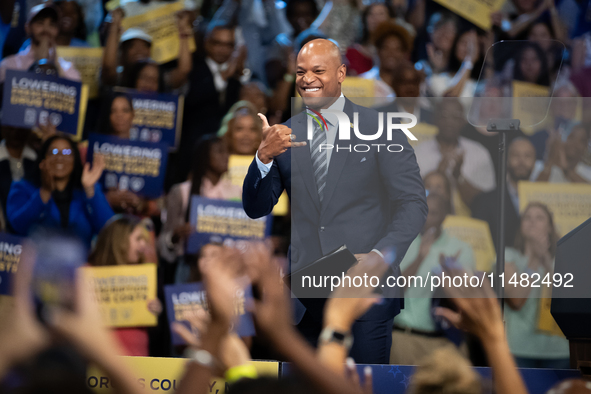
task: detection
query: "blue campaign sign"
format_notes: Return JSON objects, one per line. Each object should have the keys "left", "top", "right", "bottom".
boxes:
{"left": 87, "top": 133, "right": 168, "bottom": 199}
{"left": 186, "top": 197, "right": 273, "bottom": 254}
{"left": 164, "top": 282, "right": 255, "bottom": 346}
{"left": 0, "top": 233, "right": 24, "bottom": 295}
{"left": 2, "top": 70, "right": 84, "bottom": 139}
{"left": 113, "top": 87, "right": 183, "bottom": 149}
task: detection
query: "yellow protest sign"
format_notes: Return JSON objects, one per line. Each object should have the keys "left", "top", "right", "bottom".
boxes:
{"left": 121, "top": 2, "right": 196, "bottom": 64}
{"left": 224, "top": 154, "right": 289, "bottom": 216}
{"left": 408, "top": 122, "right": 438, "bottom": 148}
{"left": 56, "top": 47, "right": 103, "bottom": 99}
{"left": 537, "top": 286, "right": 565, "bottom": 336}
{"left": 87, "top": 357, "right": 279, "bottom": 393}
{"left": 442, "top": 215, "right": 496, "bottom": 271}
{"left": 433, "top": 0, "right": 505, "bottom": 30}
{"left": 512, "top": 81, "right": 551, "bottom": 135}
{"left": 341, "top": 77, "right": 375, "bottom": 98}
{"left": 518, "top": 181, "right": 591, "bottom": 237}
{"left": 82, "top": 264, "right": 157, "bottom": 327}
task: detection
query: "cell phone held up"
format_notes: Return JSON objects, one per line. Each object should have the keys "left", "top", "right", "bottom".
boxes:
{"left": 31, "top": 231, "right": 87, "bottom": 324}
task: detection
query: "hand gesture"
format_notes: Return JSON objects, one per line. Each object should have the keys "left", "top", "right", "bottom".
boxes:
{"left": 202, "top": 247, "right": 242, "bottom": 330}
{"left": 530, "top": 229, "right": 552, "bottom": 270}
{"left": 464, "top": 30, "right": 479, "bottom": 63}
{"left": 172, "top": 306, "right": 211, "bottom": 347}
{"left": 434, "top": 293, "right": 504, "bottom": 343}
{"left": 546, "top": 132, "right": 567, "bottom": 170}
{"left": 244, "top": 242, "right": 291, "bottom": 343}
{"left": 345, "top": 359, "right": 373, "bottom": 394}
{"left": 82, "top": 153, "right": 105, "bottom": 197}
{"left": 221, "top": 45, "right": 247, "bottom": 81}
{"left": 176, "top": 10, "right": 193, "bottom": 37}
{"left": 433, "top": 265, "right": 504, "bottom": 343}
{"left": 147, "top": 299, "right": 163, "bottom": 316}
{"left": 110, "top": 8, "right": 124, "bottom": 30}
{"left": 490, "top": 11, "right": 503, "bottom": 27}
{"left": 451, "top": 151, "right": 465, "bottom": 180}
{"left": 438, "top": 250, "right": 462, "bottom": 270}
{"left": 257, "top": 113, "right": 306, "bottom": 163}
{"left": 426, "top": 43, "right": 447, "bottom": 73}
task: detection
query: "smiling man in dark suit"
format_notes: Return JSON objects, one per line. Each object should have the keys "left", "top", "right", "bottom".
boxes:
{"left": 242, "top": 39, "right": 427, "bottom": 363}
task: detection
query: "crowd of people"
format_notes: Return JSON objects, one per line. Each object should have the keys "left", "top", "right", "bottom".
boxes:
{"left": 1, "top": 0, "right": 591, "bottom": 391}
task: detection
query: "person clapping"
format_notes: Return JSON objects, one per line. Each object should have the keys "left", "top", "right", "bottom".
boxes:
{"left": 7, "top": 135, "right": 113, "bottom": 247}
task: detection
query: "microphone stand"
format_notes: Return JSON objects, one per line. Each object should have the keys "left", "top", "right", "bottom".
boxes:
{"left": 487, "top": 118, "right": 520, "bottom": 317}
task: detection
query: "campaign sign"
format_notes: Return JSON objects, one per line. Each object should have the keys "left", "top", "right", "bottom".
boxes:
{"left": 0, "top": 233, "right": 24, "bottom": 295}
{"left": 82, "top": 264, "right": 157, "bottom": 327}
{"left": 86, "top": 357, "right": 279, "bottom": 394}
{"left": 121, "top": 2, "right": 197, "bottom": 64}
{"left": 164, "top": 282, "right": 255, "bottom": 346}
{"left": 186, "top": 197, "right": 272, "bottom": 254}
{"left": 113, "top": 87, "right": 183, "bottom": 149}
{"left": 56, "top": 47, "right": 103, "bottom": 99}
{"left": 2, "top": 70, "right": 84, "bottom": 138}
{"left": 87, "top": 133, "right": 168, "bottom": 199}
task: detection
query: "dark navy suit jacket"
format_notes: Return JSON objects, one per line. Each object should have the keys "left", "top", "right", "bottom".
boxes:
{"left": 243, "top": 98, "right": 427, "bottom": 323}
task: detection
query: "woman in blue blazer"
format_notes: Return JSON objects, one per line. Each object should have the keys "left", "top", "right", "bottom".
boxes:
{"left": 7, "top": 135, "right": 114, "bottom": 247}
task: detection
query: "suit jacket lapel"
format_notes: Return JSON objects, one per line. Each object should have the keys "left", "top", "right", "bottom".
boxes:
{"left": 291, "top": 111, "right": 321, "bottom": 211}
{"left": 320, "top": 98, "right": 354, "bottom": 213}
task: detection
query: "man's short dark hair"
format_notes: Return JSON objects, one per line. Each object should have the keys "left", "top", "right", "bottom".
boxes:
{"left": 205, "top": 21, "right": 235, "bottom": 39}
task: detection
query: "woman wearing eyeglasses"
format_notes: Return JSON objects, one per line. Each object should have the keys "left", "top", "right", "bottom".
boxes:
{"left": 6, "top": 135, "right": 114, "bottom": 247}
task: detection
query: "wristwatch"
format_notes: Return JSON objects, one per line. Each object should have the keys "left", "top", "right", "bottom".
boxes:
{"left": 185, "top": 348, "right": 217, "bottom": 368}
{"left": 319, "top": 327, "right": 353, "bottom": 350}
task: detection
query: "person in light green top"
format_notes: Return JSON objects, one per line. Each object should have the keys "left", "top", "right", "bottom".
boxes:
{"left": 503, "top": 202, "right": 569, "bottom": 369}
{"left": 390, "top": 184, "right": 475, "bottom": 365}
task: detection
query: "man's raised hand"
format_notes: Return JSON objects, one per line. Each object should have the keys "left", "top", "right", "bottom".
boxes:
{"left": 257, "top": 113, "right": 306, "bottom": 164}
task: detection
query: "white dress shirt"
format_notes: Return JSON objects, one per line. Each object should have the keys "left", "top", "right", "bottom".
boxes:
{"left": 205, "top": 57, "right": 229, "bottom": 93}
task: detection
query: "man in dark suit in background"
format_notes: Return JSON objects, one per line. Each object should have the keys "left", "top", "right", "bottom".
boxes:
{"left": 173, "top": 23, "right": 242, "bottom": 186}
{"left": 242, "top": 39, "right": 427, "bottom": 363}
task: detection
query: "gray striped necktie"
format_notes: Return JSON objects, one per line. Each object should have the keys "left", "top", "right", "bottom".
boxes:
{"left": 310, "top": 120, "right": 328, "bottom": 201}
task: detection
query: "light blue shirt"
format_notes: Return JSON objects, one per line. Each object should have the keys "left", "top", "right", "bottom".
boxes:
{"left": 255, "top": 93, "right": 345, "bottom": 177}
